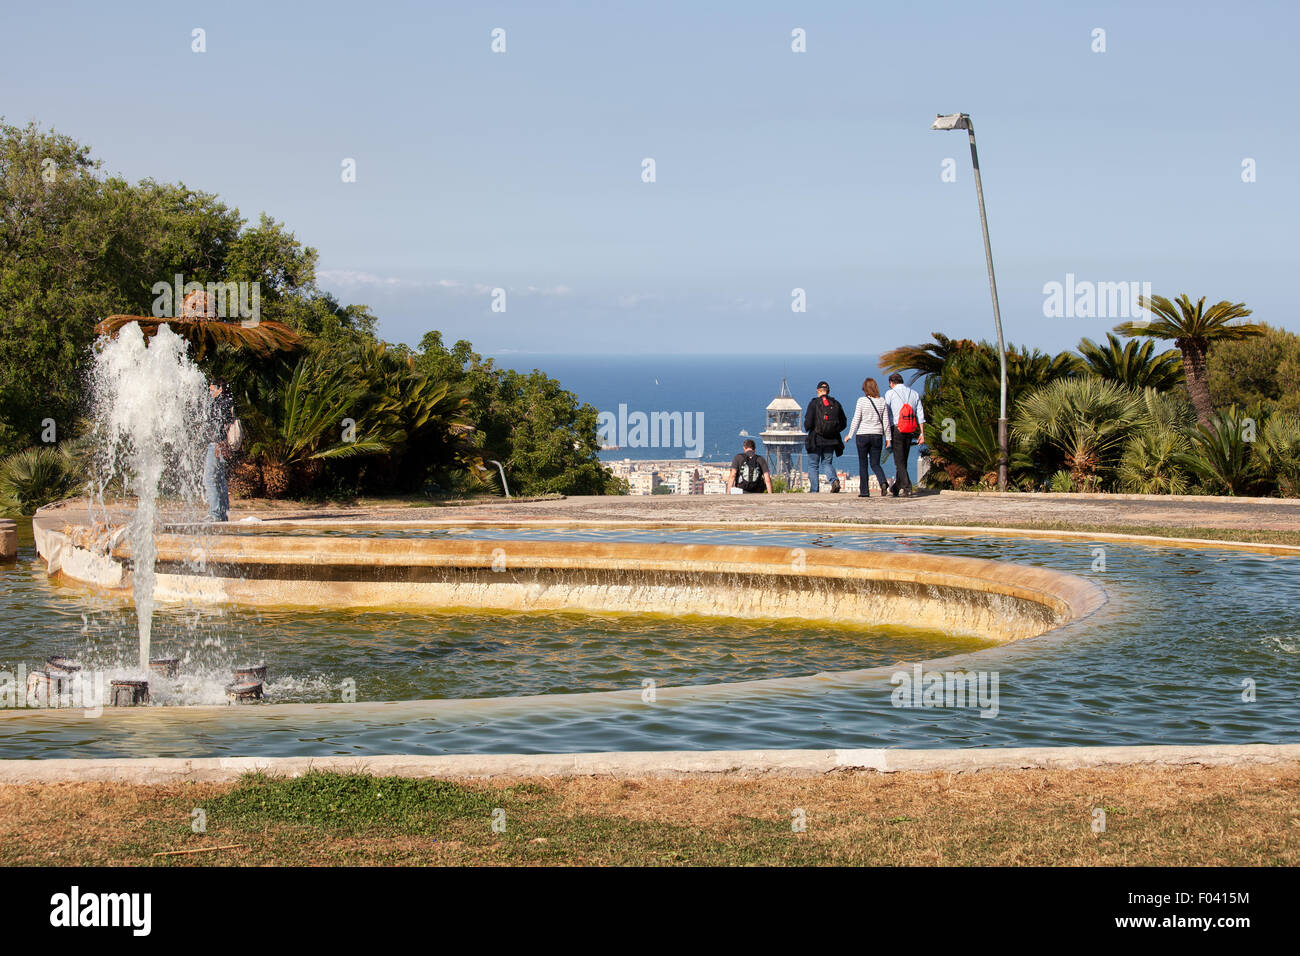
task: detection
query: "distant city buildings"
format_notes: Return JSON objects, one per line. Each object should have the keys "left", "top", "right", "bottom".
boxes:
{"left": 604, "top": 378, "right": 876, "bottom": 495}
{"left": 608, "top": 459, "right": 720, "bottom": 495}
{"left": 605, "top": 457, "right": 881, "bottom": 495}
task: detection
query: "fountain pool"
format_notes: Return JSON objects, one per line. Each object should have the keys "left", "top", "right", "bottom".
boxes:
{"left": 3, "top": 519, "right": 1299, "bottom": 758}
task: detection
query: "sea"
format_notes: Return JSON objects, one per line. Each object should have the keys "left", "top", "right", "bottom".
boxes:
{"left": 491, "top": 353, "right": 921, "bottom": 478}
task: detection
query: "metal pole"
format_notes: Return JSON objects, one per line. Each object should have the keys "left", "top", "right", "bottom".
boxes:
{"left": 488, "top": 459, "right": 510, "bottom": 498}
{"left": 965, "top": 118, "right": 1009, "bottom": 491}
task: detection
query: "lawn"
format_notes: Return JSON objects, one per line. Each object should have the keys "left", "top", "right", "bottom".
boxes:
{"left": 3, "top": 764, "right": 1298, "bottom": 866}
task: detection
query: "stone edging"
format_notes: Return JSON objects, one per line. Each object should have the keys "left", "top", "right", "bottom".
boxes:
{"left": 937, "top": 489, "right": 1300, "bottom": 505}
{"left": 237, "top": 516, "right": 1300, "bottom": 556}
{"left": 2, "top": 745, "right": 1298, "bottom": 784}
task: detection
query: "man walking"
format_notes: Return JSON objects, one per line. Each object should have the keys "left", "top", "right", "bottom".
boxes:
{"left": 803, "top": 381, "right": 846, "bottom": 493}
{"left": 882, "top": 372, "right": 926, "bottom": 497}
{"left": 727, "top": 439, "right": 773, "bottom": 493}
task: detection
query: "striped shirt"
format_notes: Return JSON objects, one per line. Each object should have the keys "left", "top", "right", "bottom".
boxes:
{"left": 847, "top": 396, "right": 891, "bottom": 438}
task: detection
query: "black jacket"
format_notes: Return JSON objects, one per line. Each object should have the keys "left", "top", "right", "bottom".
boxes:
{"left": 206, "top": 390, "right": 235, "bottom": 444}
{"left": 804, "top": 395, "right": 846, "bottom": 454}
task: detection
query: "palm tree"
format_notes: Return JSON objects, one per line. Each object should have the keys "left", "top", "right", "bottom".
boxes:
{"left": 1119, "top": 429, "right": 1191, "bottom": 495}
{"left": 242, "top": 354, "right": 388, "bottom": 496}
{"left": 1077, "top": 333, "right": 1183, "bottom": 391}
{"left": 1178, "top": 406, "right": 1263, "bottom": 496}
{"left": 0, "top": 442, "right": 85, "bottom": 515}
{"left": 880, "top": 333, "right": 980, "bottom": 385}
{"left": 355, "top": 341, "right": 482, "bottom": 489}
{"left": 925, "top": 387, "right": 1032, "bottom": 488}
{"left": 1114, "top": 295, "right": 1263, "bottom": 426}
{"left": 1012, "top": 378, "right": 1146, "bottom": 490}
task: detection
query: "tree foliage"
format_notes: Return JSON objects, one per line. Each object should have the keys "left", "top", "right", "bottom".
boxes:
{"left": 1, "top": 120, "right": 618, "bottom": 500}
{"left": 1206, "top": 323, "right": 1300, "bottom": 418}
{"left": 1114, "top": 294, "right": 1263, "bottom": 426}
{"left": 1077, "top": 333, "right": 1184, "bottom": 391}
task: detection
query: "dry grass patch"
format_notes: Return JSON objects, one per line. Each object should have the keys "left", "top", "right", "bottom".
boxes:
{"left": 1, "top": 764, "right": 1298, "bottom": 866}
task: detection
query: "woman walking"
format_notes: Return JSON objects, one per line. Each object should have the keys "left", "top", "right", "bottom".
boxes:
{"left": 846, "top": 378, "right": 892, "bottom": 498}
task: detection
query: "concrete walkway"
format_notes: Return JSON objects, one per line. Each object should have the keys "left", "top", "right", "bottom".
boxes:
{"left": 396, "top": 490, "right": 1300, "bottom": 532}
{"left": 36, "top": 489, "right": 1300, "bottom": 535}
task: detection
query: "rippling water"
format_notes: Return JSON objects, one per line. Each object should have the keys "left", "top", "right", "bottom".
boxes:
{"left": 3, "top": 518, "right": 1299, "bottom": 757}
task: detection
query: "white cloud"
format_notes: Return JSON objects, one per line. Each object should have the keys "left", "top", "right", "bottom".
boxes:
{"left": 318, "top": 271, "right": 572, "bottom": 297}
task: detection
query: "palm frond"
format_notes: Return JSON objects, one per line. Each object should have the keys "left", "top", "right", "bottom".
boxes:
{"left": 94, "top": 316, "right": 304, "bottom": 359}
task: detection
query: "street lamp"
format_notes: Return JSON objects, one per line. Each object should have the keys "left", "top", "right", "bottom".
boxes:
{"left": 930, "top": 112, "right": 1008, "bottom": 492}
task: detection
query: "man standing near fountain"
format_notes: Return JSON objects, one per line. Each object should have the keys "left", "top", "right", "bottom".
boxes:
{"left": 803, "top": 381, "right": 846, "bottom": 493}
{"left": 204, "top": 379, "right": 235, "bottom": 522}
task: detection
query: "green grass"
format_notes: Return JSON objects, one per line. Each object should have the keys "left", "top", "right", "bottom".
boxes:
{"left": 207, "top": 772, "right": 506, "bottom": 833}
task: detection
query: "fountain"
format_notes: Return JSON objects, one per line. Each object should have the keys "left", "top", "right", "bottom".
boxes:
{"left": 87, "top": 321, "right": 209, "bottom": 672}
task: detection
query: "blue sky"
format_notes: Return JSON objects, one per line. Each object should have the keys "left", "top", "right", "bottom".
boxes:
{"left": 3, "top": 0, "right": 1295, "bottom": 355}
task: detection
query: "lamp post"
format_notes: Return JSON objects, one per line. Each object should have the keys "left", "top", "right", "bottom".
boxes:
{"left": 931, "top": 112, "right": 1008, "bottom": 492}
{"left": 488, "top": 459, "right": 510, "bottom": 498}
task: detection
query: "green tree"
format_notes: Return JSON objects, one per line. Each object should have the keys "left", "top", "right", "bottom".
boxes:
{"left": 0, "top": 442, "right": 86, "bottom": 515}
{"left": 242, "top": 353, "right": 388, "bottom": 497}
{"left": 911, "top": 339, "right": 1079, "bottom": 488}
{"left": 880, "top": 333, "right": 981, "bottom": 385}
{"left": 1114, "top": 294, "right": 1263, "bottom": 426}
{"left": 1077, "top": 333, "right": 1184, "bottom": 391}
{"left": 416, "top": 332, "right": 620, "bottom": 496}
{"left": 1206, "top": 323, "right": 1300, "bottom": 418}
{"left": 0, "top": 120, "right": 376, "bottom": 458}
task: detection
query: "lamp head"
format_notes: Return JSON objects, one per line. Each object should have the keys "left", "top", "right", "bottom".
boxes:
{"left": 930, "top": 112, "right": 970, "bottom": 131}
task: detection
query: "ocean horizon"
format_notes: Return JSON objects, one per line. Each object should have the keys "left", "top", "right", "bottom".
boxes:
{"left": 491, "top": 352, "right": 923, "bottom": 478}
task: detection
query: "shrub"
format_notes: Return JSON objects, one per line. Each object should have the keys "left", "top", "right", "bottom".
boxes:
{"left": 1256, "top": 414, "right": 1300, "bottom": 497}
{"left": 1119, "top": 428, "right": 1192, "bottom": 495}
{"left": 0, "top": 443, "right": 85, "bottom": 515}
{"left": 1177, "top": 407, "right": 1265, "bottom": 496}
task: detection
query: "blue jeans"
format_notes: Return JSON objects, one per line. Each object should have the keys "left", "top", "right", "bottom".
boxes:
{"left": 856, "top": 434, "right": 888, "bottom": 495}
{"left": 203, "top": 442, "right": 229, "bottom": 521}
{"left": 808, "top": 449, "right": 837, "bottom": 492}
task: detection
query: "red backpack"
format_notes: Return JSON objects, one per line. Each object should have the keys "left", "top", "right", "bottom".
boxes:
{"left": 897, "top": 396, "right": 918, "bottom": 434}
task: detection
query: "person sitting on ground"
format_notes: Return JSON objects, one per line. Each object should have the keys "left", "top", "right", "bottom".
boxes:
{"left": 882, "top": 372, "right": 926, "bottom": 497}
{"left": 727, "top": 438, "right": 773, "bottom": 493}
{"left": 803, "top": 380, "right": 847, "bottom": 493}
{"left": 847, "top": 377, "right": 892, "bottom": 498}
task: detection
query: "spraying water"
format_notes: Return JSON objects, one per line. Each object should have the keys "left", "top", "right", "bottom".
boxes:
{"left": 88, "top": 323, "right": 210, "bottom": 670}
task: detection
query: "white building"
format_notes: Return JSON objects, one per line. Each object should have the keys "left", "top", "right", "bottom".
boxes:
{"left": 758, "top": 377, "right": 806, "bottom": 480}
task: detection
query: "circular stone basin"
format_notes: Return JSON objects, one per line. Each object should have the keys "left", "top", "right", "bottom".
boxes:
{"left": 9, "top": 520, "right": 1300, "bottom": 756}
{"left": 82, "top": 536, "right": 1105, "bottom": 645}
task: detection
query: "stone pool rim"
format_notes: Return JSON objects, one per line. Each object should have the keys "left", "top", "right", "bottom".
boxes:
{"left": 2, "top": 744, "right": 1298, "bottom": 783}
{"left": 32, "top": 520, "right": 1106, "bottom": 646}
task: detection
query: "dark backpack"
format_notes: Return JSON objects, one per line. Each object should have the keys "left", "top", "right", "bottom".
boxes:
{"left": 815, "top": 397, "right": 843, "bottom": 440}
{"left": 736, "top": 454, "right": 766, "bottom": 492}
